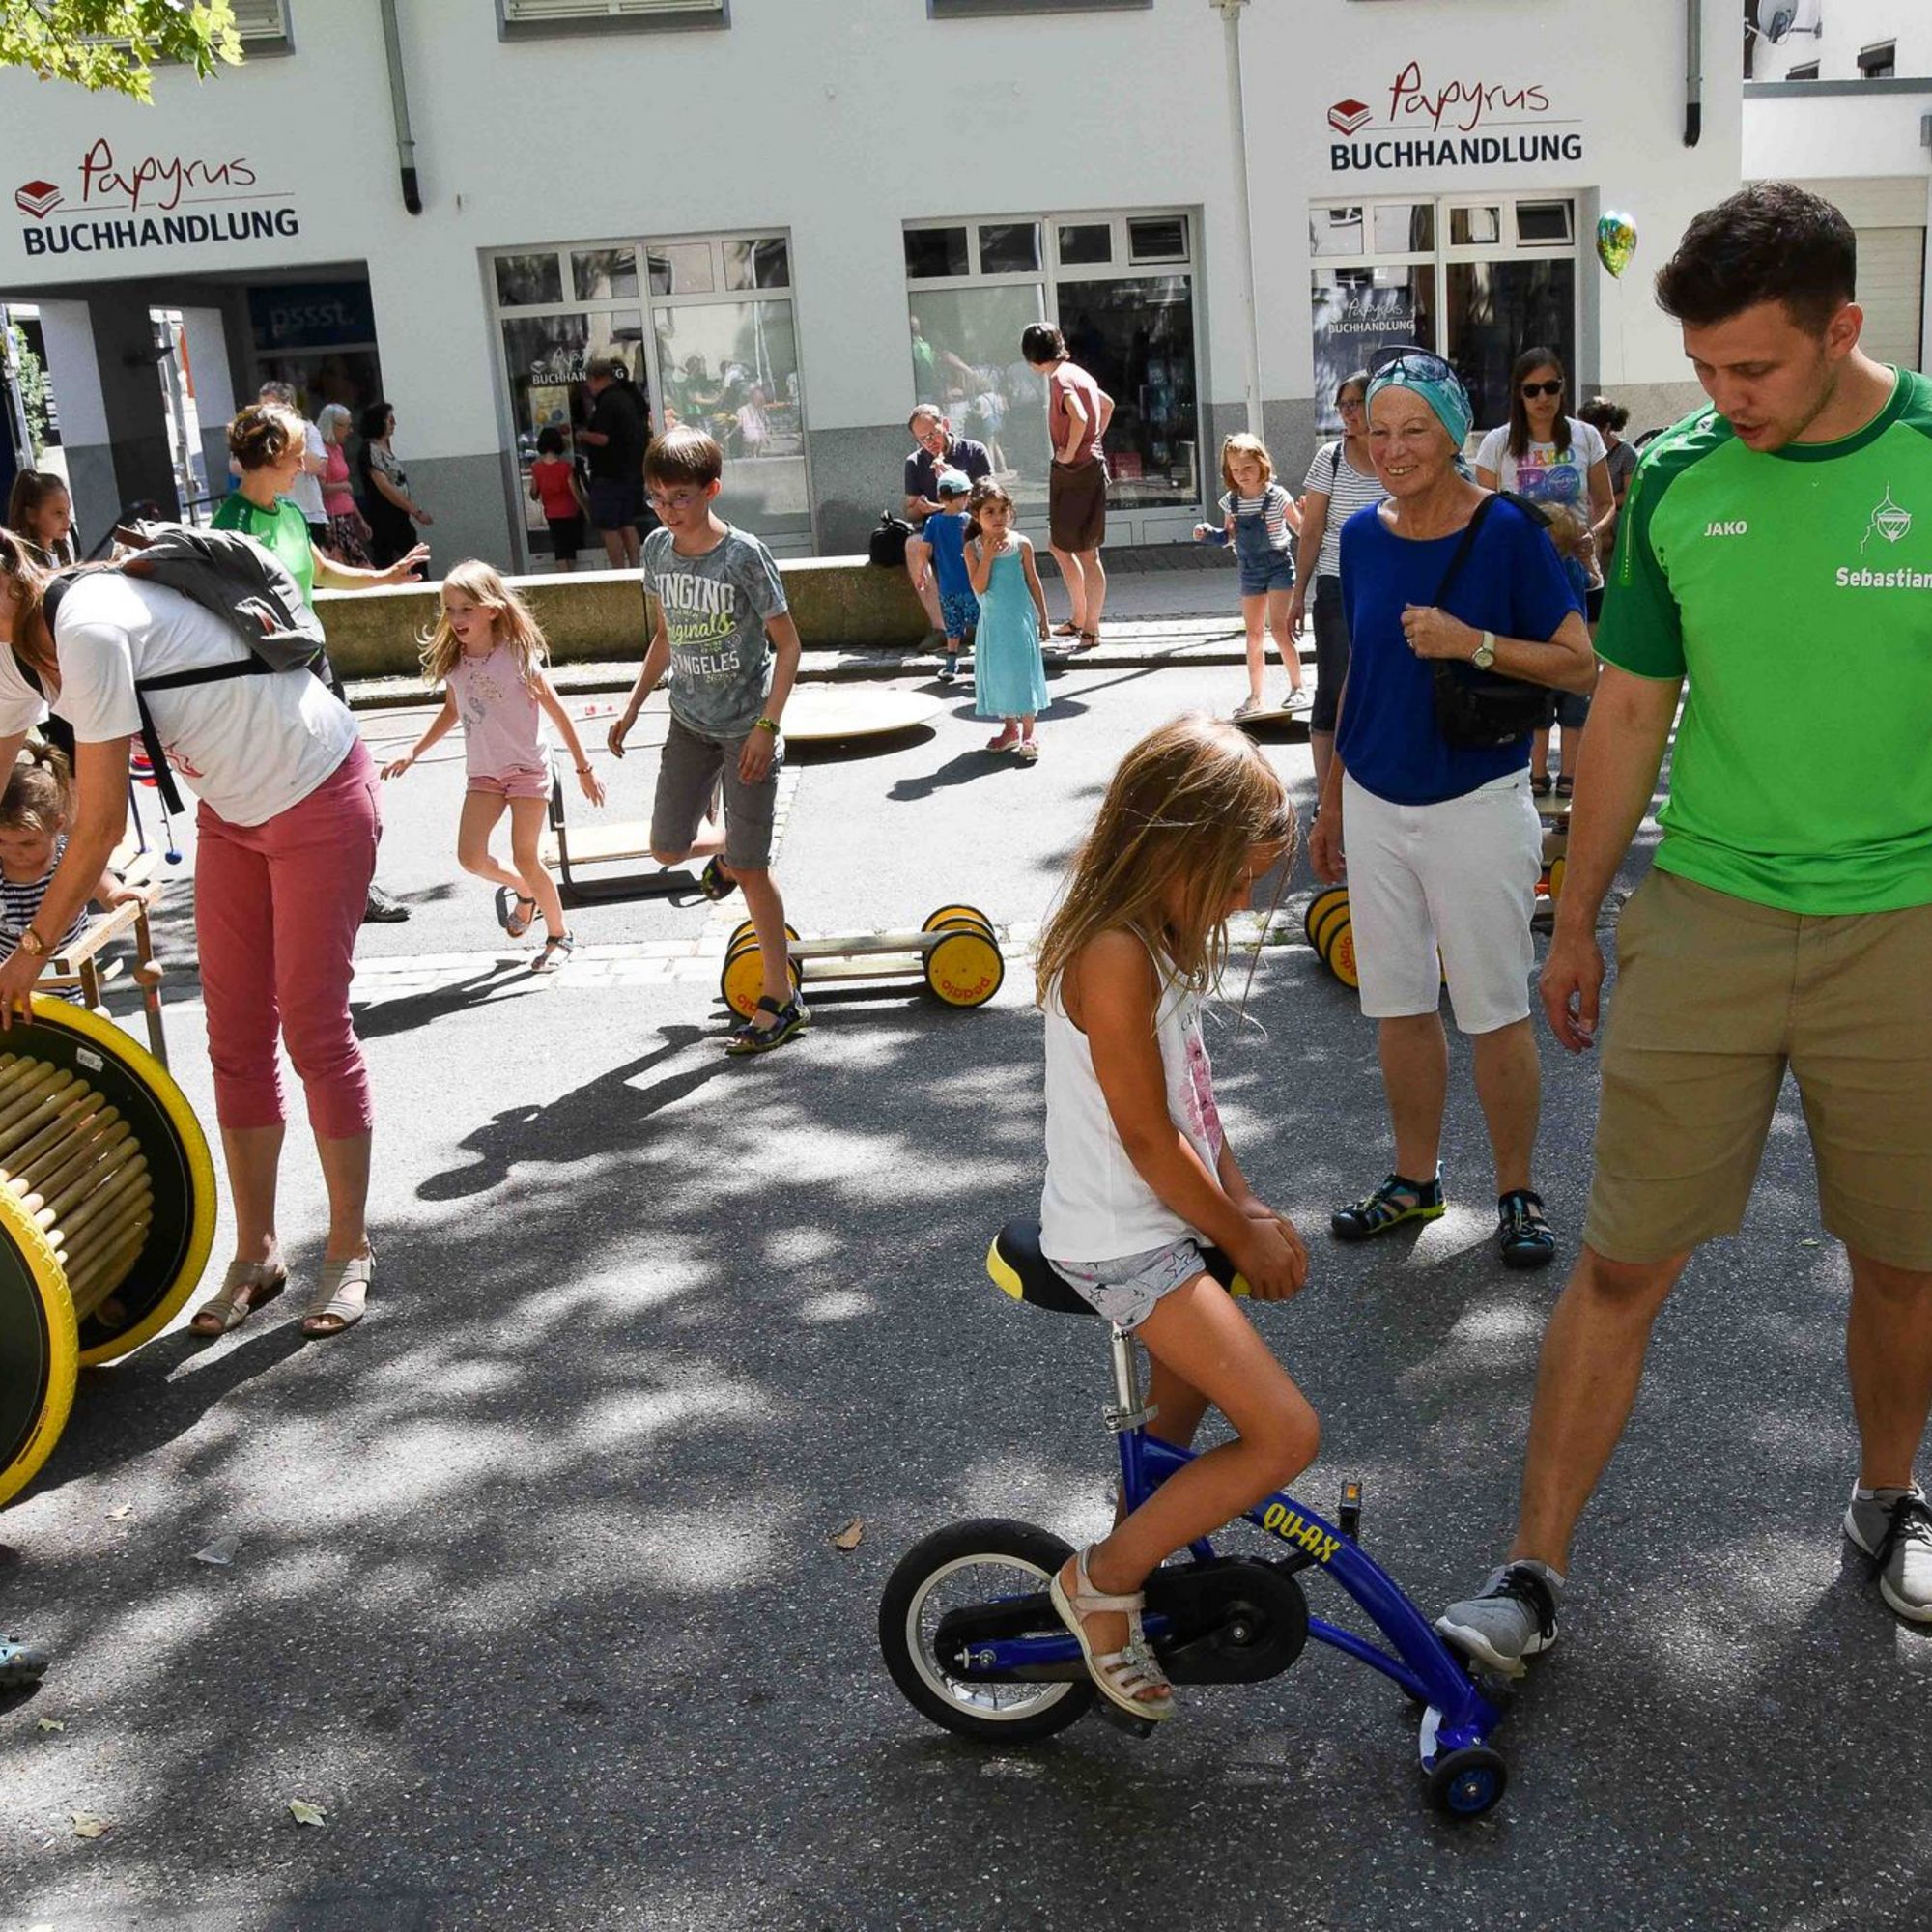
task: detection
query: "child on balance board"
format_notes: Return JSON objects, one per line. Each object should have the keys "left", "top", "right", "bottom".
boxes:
{"left": 608, "top": 426, "right": 808, "bottom": 1056}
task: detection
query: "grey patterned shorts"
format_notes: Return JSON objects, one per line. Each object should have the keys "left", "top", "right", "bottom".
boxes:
{"left": 1047, "top": 1237, "right": 1209, "bottom": 1331}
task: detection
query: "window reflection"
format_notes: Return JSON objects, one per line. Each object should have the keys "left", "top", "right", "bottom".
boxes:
{"left": 905, "top": 227, "right": 970, "bottom": 280}
{"left": 724, "top": 238, "right": 790, "bottom": 291}
{"left": 494, "top": 252, "right": 562, "bottom": 307}
{"left": 649, "top": 243, "right": 715, "bottom": 296}
{"left": 655, "top": 299, "right": 807, "bottom": 522}
{"left": 573, "top": 248, "right": 639, "bottom": 300}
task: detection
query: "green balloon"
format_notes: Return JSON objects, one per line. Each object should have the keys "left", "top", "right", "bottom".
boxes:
{"left": 1598, "top": 212, "right": 1637, "bottom": 279}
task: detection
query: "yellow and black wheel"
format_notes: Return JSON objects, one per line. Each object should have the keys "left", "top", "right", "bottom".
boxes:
{"left": 1548, "top": 856, "right": 1567, "bottom": 903}
{"left": 725, "top": 918, "right": 801, "bottom": 952}
{"left": 1311, "top": 892, "right": 1353, "bottom": 963}
{"left": 1326, "top": 917, "right": 1361, "bottom": 990}
{"left": 14, "top": 999, "right": 215, "bottom": 1368}
{"left": 719, "top": 941, "right": 803, "bottom": 1020}
{"left": 922, "top": 904, "right": 998, "bottom": 942}
{"left": 923, "top": 928, "right": 1005, "bottom": 1008}
{"left": 1303, "top": 887, "right": 1349, "bottom": 953}
{"left": 0, "top": 1183, "right": 76, "bottom": 1509}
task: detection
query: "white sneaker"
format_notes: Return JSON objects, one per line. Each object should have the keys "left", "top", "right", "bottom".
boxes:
{"left": 1284, "top": 688, "right": 1314, "bottom": 714}
{"left": 1845, "top": 1484, "right": 1932, "bottom": 1622}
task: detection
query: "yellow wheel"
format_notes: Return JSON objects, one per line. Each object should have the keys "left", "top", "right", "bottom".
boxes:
{"left": 0, "top": 1183, "right": 77, "bottom": 1509}
{"left": 923, "top": 928, "right": 1005, "bottom": 1008}
{"left": 726, "top": 918, "right": 800, "bottom": 952}
{"left": 1311, "top": 893, "right": 1353, "bottom": 961}
{"left": 922, "top": 903, "right": 997, "bottom": 941}
{"left": 1302, "top": 887, "right": 1349, "bottom": 952}
{"left": 1548, "top": 856, "right": 1567, "bottom": 903}
{"left": 720, "top": 942, "right": 802, "bottom": 1019}
{"left": 17, "top": 998, "right": 216, "bottom": 1368}
{"left": 1326, "top": 918, "right": 1361, "bottom": 990}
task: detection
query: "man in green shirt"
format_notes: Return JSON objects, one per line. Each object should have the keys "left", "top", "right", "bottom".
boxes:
{"left": 1439, "top": 184, "right": 1932, "bottom": 1672}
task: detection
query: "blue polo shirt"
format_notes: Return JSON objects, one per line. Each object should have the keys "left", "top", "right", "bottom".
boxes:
{"left": 904, "top": 436, "right": 992, "bottom": 523}
{"left": 1338, "top": 497, "right": 1579, "bottom": 806}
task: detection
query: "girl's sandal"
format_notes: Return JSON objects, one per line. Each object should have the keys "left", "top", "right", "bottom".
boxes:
{"left": 1014, "top": 740, "right": 1040, "bottom": 764}
{"left": 531, "top": 932, "right": 576, "bottom": 975}
{"left": 984, "top": 729, "right": 1021, "bottom": 753}
{"left": 301, "top": 1253, "right": 371, "bottom": 1340}
{"left": 1330, "top": 1171, "right": 1446, "bottom": 1242}
{"left": 1049, "top": 1546, "right": 1174, "bottom": 1722}
{"left": 496, "top": 890, "right": 539, "bottom": 939}
{"left": 189, "top": 1260, "right": 287, "bottom": 1337}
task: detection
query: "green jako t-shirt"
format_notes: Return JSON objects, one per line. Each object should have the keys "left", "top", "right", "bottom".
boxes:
{"left": 1598, "top": 366, "right": 1932, "bottom": 915}
{"left": 210, "top": 490, "right": 316, "bottom": 611}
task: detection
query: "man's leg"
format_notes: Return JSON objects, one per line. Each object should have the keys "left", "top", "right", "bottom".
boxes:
{"left": 600, "top": 524, "right": 628, "bottom": 569}
{"left": 907, "top": 554, "right": 942, "bottom": 632}
{"left": 1846, "top": 1250, "right": 1932, "bottom": 1490}
{"left": 1048, "top": 544, "right": 1087, "bottom": 633}
{"left": 1469, "top": 1016, "right": 1540, "bottom": 1199}
{"left": 1378, "top": 1011, "right": 1449, "bottom": 1184}
{"left": 1078, "top": 546, "right": 1107, "bottom": 634}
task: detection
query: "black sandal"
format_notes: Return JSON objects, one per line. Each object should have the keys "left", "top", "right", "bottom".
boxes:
{"left": 725, "top": 994, "right": 810, "bottom": 1057}
{"left": 698, "top": 856, "right": 739, "bottom": 902}
{"left": 1554, "top": 775, "right": 1575, "bottom": 799}
{"left": 1530, "top": 773, "right": 1554, "bottom": 798}
{"left": 1331, "top": 1172, "right": 1445, "bottom": 1242}
{"left": 1496, "top": 1189, "right": 1556, "bottom": 1270}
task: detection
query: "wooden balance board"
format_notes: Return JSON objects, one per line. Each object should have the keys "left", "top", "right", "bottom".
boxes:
{"left": 1232, "top": 696, "right": 1316, "bottom": 733}
{"left": 721, "top": 905, "right": 1004, "bottom": 1015}
{"left": 0, "top": 998, "right": 216, "bottom": 1508}
{"left": 780, "top": 688, "right": 942, "bottom": 744}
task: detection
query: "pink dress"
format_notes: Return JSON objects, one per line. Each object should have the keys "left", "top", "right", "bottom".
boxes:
{"left": 446, "top": 645, "right": 551, "bottom": 800}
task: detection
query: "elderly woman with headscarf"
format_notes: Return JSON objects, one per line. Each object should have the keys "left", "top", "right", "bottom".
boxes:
{"left": 1307, "top": 351, "right": 1595, "bottom": 1270}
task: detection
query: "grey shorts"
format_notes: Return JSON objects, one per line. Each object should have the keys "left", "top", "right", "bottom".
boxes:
{"left": 650, "top": 712, "right": 781, "bottom": 871}
{"left": 1047, "top": 1236, "right": 1208, "bottom": 1330}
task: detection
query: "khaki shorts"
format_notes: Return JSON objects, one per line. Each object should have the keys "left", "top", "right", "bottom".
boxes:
{"left": 1048, "top": 456, "right": 1108, "bottom": 553}
{"left": 649, "top": 713, "right": 781, "bottom": 872}
{"left": 1585, "top": 869, "right": 1932, "bottom": 1268}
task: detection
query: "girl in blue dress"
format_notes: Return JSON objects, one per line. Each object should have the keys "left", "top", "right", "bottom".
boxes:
{"left": 964, "top": 480, "right": 1051, "bottom": 763}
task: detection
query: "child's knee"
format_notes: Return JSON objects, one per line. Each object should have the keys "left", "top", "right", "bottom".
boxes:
{"left": 650, "top": 845, "right": 690, "bottom": 867}
{"left": 1255, "top": 1400, "right": 1321, "bottom": 1488}
{"left": 456, "top": 847, "right": 496, "bottom": 879}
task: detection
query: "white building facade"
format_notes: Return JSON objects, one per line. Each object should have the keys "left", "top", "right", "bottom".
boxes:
{"left": 1, "top": 0, "right": 1745, "bottom": 574}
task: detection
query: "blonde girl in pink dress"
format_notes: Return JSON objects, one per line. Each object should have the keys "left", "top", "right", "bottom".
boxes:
{"left": 383, "top": 561, "right": 605, "bottom": 972}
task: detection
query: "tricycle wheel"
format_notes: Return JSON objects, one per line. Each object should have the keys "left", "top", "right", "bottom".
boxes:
{"left": 878, "top": 1519, "right": 1094, "bottom": 1743}
{"left": 1426, "top": 1744, "right": 1508, "bottom": 1818}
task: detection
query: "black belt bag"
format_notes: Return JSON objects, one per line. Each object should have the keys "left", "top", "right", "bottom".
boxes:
{"left": 1428, "top": 494, "right": 1558, "bottom": 750}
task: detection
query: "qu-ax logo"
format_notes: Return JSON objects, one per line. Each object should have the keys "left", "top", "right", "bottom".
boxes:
{"left": 1261, "top": 1501, "right": 1342, "bottom": 1565}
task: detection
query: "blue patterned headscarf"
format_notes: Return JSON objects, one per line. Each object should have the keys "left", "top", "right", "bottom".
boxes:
{"left": 1366, "top": 352, "right": 1473, "bottom": 453}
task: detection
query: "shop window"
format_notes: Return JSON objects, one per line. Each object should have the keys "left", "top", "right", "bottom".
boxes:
{"left": 655, "top": 299, "right": 807, "bottom": 525}
{"left": 1311, "top": 209, "right": 1365, "bottom": 259}
{"left": 1449, "top": 207, "right": 1502, "bottom": 247}
{"left": 1373, "top": 204, "right": 1434, "bottom": 253}
{"left": 1311, "top": 266, "right": 1436, "bottom": 431}
{"left": 910, "top": 287, "right": 1050, "bottom": 494}
{"left": 980, "top": 224, "right": 1041, "bottom": 276}
{"left": 1516, "top": 202, "right": 1573, "bottom": 246}
{"left": 724, "top": 238, "right": 790, "bottom": 291}
{"left": 495, "top": 252, "right": 563, "bottom": 307}
{"left": 1446, "top": 259, "right": 1576, "bottom": 439}
{"left": 905, "top": 227, "right": 971, "bottom": 280}
{"left": 1128, "top": 216, "right": 1188, "bottom": 265}
{"left": 1859, "top": 42, "right": 1896, "bottom": 79}
{"left": 499, "top": 0, "right": 727, "bottom": 34}
{"left": 1057, "top": 223, "right": 1113, "bottom": 267}
{"left": 573, "top": 248, "right": 639, "bottom": 300}
{"left": 650, "top": 243, "right": 715, "bottom": 296}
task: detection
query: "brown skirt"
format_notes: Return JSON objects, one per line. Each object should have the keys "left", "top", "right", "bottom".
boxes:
{"left": 1048, "top": 456, "right": 1108, "bottom": 553}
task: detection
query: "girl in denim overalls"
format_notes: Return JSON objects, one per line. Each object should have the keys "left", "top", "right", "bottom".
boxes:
{"left": 1196, "top": 435, "right": 1312, "bottom": 722}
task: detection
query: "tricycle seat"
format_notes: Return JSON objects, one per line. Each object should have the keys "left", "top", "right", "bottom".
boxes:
{"left": 986, "top": 1219, "right": 1245, "bottom": 1317}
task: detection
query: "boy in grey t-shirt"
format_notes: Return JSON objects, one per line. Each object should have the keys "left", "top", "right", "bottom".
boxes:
{"left": 609, "top": 426, "right": 808, "bottom": 1056}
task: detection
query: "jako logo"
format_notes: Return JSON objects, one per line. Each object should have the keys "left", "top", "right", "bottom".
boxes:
{"left": 1703, "top": 521, "right": 1748, "bottom": 537}
{"left": 14, "top": 181, "right": 62, "bottom": 220}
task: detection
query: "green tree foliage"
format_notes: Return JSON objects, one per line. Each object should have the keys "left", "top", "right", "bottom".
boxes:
{"left": 0, "top": 2, "right": 242, "bottom": 103}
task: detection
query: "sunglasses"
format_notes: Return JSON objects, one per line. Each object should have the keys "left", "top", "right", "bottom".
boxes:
{"left": 1371, "top": 345, "right": 1456, "bottom": 385}
{"left": 1520, "top": 381, "right": 1563, "bottom": 399}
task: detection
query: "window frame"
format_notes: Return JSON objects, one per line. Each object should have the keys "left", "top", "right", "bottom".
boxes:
{"left": 497, "top": 0, "right": 729, "bottom": 41}
{"left": 927, "top": 0, "right": 1150, "bottom": 17}
{"left": 1858, "top": 42, "right": 1897, "bottom": 80}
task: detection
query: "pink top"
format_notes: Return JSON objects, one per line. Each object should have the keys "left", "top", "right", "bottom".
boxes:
{"left": 1048, "top": 362, "right": 1106, "bottom": 465}
{"left": 321, "top": 441, "right": 357, "bottom": 519}
{"left": 446, "top": 644, "right": 547, "bottom": 782}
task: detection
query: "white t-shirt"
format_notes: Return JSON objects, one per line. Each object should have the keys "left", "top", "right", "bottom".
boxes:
{"left": 1473, "top": 417, "right": 1607, "bottom": 513}
{"left": 286, "top": 421, "right": 327, "bottom": 525}
{"left": 0, "top": 573, "right": 357, "bottom": 828}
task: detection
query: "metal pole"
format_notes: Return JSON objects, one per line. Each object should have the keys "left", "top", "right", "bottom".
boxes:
{"left": 378, "top": 0, "right": 423, "bottom": 213}
{"left": 1215, "top": 0, "right": 1264, "bottom": 438}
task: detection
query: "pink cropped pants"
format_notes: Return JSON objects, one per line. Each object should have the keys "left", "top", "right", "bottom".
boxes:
{"left": 194, "top": 740, "right": 381, "bottom": 1140}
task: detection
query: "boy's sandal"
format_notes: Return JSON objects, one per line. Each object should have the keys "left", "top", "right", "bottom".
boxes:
{"left": 301, "top": 1254, "right": 372, "bottom": 1339}
{"left": 531, "top": 932, "right": 576, "bottom": 975}
{"left": 495, "top": 888, "right": 539, "bottom": 939}
{"left": 698, "top": 856, "right": 739, "bottom": 903}
{"left": 189, "top": 1260, "right": 287, "bottom": 1336}
{"left": 724, "top": 995, "right": 810, "bottom": 1057}
{"left": 1049, "top": 1546, "right": 1174, "bottom": 1722}
{"left": 1497, "top": 1189, "right": 1556, "bottom": 1270}
{"left": 1330, "top": 1172, "right": 1446, "bottom": 1243}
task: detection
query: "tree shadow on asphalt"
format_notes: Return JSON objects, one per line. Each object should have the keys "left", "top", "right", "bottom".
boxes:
{"left": 6, "top": 837, "right": 1929, "bottom": 1927}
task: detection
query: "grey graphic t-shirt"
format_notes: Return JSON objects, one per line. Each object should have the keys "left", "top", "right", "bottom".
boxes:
{"left": 641, "top": 525, "right": 788, "bottom": 738}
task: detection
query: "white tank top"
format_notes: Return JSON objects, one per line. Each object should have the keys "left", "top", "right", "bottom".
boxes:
{"left": 1039, "top": 946, "right": 1226, "bottom": 1264}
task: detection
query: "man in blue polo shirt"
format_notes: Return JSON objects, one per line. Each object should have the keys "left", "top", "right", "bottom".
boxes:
{"left": 903, "top": 404, "right": 991, "bottom": 636}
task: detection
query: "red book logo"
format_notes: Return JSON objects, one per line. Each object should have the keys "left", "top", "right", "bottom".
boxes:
{"left": 14, "top": 180, "right": 63, "bottom": 219}
{"left": 1327, "top": 99, "right": 1374, "bottom": 136}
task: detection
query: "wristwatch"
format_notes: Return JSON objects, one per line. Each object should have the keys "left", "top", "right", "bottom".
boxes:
{"left": 17, "top": 927, "right": 47, "bottom": 959}
{"left": 1471, "top": 630, "right": 1498, "bottom": 670}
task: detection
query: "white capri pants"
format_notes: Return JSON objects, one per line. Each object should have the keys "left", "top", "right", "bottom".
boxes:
{"left": 1341, "top": 769, "right": 1543, "bottom": 1035}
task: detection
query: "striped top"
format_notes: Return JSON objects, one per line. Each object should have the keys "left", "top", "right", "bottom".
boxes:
{"left": 1217, "top": 482, "right": 1295, "bottom": 553}
{"left": 1300, "top": 440, "right": 1385, "bottom": 580}
{"left": 0, "top": 835, "right": 90, "bottom": 957}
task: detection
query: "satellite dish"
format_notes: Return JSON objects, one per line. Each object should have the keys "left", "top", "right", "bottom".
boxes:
{"left": 1751, "top": 0, "right": 1821, "bottom": 41}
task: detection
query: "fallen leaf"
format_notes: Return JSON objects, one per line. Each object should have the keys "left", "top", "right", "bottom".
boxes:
{"left": 71, "top": 1811, "right": 109, "bottom": 1838}
{"left": 1800, "top": 1238, "right": 1822, "bottom": 1248}
{"left": 36, "top": 1717, "right": 65, "bottom": 1732}
{"left": 288, "top": 1798, "right": 327, "bottom": 1828}
{"left": 832, "top": 1518, "right": 865, "bottom": 1552}
{"left": 106, "top": 1504, "right": 132, "bottom": 1520}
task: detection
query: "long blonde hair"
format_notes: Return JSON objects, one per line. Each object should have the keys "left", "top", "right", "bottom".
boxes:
{"left": 1036, "top": 714, "right": 1295, "bottom": 1004}
{"left": 417, "top": 559, "right": 549, "bottom": 690}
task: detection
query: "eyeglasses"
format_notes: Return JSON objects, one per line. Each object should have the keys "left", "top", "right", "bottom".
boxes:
{"left": 1520, "top": 381, "right": 1563, "bottom": 399}
{"left": 646, "top": 487, "right": 705, "bottom": 511}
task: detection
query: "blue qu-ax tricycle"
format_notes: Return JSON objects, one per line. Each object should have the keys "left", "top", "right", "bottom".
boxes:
{"left": 877, "top": 1221, "right": 1512, "bottom": 1819}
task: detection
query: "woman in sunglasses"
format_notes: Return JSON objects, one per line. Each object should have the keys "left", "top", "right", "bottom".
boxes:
{"left": 1308, "top": 351, "right": 1595, "bottom": 1271}
{"left": 1474, "top": 349, "right": 1614, "bottom": 798}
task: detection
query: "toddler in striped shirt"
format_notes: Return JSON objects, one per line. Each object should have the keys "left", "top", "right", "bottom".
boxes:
{"left": 0, "top": 743, "right": 132, "bottom": 1001}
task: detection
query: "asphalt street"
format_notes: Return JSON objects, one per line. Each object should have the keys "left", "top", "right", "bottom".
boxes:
{"left": 2, "top": 656, "right": 1927, "bottom": 1931}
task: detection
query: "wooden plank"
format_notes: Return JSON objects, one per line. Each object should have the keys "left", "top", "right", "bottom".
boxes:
{"left": 543, "top": 821, "right": 658, "bottom": 867}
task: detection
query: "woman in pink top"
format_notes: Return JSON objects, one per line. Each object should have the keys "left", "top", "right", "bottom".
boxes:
{"left": 1022, "top": 322, "right": 1114, "bottom": 649}
{"left": 383, "top": 561, "right": 605, "bottom": 972}
{"left": 315, "top": 403, "right": 373, "bottom": 566}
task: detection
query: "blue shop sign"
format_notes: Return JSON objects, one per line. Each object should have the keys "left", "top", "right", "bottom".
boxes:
{"left": 248, "top": 280, "right": 375, "bottom": 351}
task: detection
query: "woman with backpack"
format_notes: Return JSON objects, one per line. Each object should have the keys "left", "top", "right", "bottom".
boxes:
{"left": 1287, "top": 369, "right": 1383, "bottom": 798}
{"left": 0, "top": 524, "right": 384, "bottom": 1342}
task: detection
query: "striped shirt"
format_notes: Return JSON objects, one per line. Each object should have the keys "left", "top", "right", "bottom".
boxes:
{"left": 1217, "top": 482, "right": 1295, "bottom": 553}
{"left": 1301, "top": 440, "right": 1385, "bottom": 580}
{"left": 0, "top": 834, "right": 90, "bottom": 960}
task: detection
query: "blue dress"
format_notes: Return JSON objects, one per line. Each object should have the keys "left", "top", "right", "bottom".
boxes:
{"left": 974, "top": 543, "right": 1050, "bottom": 721}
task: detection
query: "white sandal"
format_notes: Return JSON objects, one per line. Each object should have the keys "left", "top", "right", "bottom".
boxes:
{"left": 1049, "top": 1545, "right": 1174, "bottom": 1722}
{"left": 300, "top": 1252, "right": 372, "bottom": 1339}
